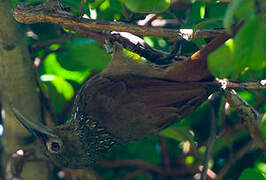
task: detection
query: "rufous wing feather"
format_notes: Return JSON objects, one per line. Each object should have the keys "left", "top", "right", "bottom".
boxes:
{"left": 164, "top": 32, "right": 232, "bottom": 82}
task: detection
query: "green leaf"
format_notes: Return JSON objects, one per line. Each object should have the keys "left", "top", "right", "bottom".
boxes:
{"left": 185, "top": 1, "right": 206, "bottom": 27}
{"left": 233, "top": 17, "right": 266, "bottom": 71}
{"left": 234, "top": 0, "right": 254, "bottom": 19}
{"left": 207, "top": 2, "right": 228, "bottom": 19}
{"left": 51, "top": 76, "right": 74, "bottom": 101}
{"left": 41, "top": 75, "right": 75, "bottom": 113}
{"left": 238, "top": 91, "right": 256, "bottom": 106}
{"left": 42, "top": 53, "right": 91, "bottom": 83}
{"left": 208, "top": 17, "right": 266, "bottom": 79}
{"left": 57, "top": 43, "right": 111, "bottom": 71}
{"left": 224, "top": 0, "right": 255, "bottom": 32}
{"left": 208, "top": 39, "right": 235, "bottom": 78}
{"left": 255, "top": 161, "right": 266, "bottom": 174}
{"left": 126, "top": 136, "right": 160, "bottom": 164}
{"left": 160, "top": 126, "right": 194, "bottom": 142}
{"left": 185, "top": 155, "right": 195, "bottom": 165}
{"left": 212, "top": 129, "right": 248, "bottom": 155}
{"left": 96, "top": 0, "right": 124, "bottom": 20}
{"left": 261, "top": 113, "right": 266, "bottom": 140}
{"left": 89, "top": 0, "right": 105, "bottom": 9}
{"left": 239, "top": 168, "right": 265, "bottom": 180}
{"left": 124, "top": 0, "right": 171, "bottom": 13}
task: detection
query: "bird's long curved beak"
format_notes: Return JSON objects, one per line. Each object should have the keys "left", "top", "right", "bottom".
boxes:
{"left": 11, "top": 106, "right": 58, "bottom": 138}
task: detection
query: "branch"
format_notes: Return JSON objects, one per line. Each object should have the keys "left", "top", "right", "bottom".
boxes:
{"left": 31, "top": 30, "right": 183, "bottom": 64}
{"left": 218, "top": 79, "right": 266, "bottom": 90}
{"left": 6, "top": 149, "right": 36, "bottom": 180}
{"left": 223, "top": 89, "right": 266, "bottom": 154}
{"left": 13, "top": 3, "right": 224, "bottom": 39}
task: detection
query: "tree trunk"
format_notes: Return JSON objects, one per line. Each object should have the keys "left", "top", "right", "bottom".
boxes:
{"left": 0, "top": 0, "right": 48, "bottom": 179}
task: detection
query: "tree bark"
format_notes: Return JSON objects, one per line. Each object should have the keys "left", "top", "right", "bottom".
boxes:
{"left": 0, "top": 0, "right": 47, "bottom": 179}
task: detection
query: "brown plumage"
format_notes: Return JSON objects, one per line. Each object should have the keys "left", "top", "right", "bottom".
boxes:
{"left": 12, "top": 33, "right": 232, "bottom": 168}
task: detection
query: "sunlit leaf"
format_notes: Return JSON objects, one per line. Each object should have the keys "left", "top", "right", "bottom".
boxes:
{"left": 143, "top": 37, "right": 154, "bottom": 47}
{"left": 123, "top": 48, "right": 141, "bottom": 60}
{"left": 239, "top": 168, "right": 265, "bottom": 180}
{"left": 200, "top": 3, "right": 206, "bottom": 19}
{"left": 238, "top": 91, "right": 256, "bottom": 105}
{"left": 185, "top": 155, "right": 195, "bottom": 165}
{"left": 42, "top": 53, "right": 91, "bottom": 83}
{"left": 160, "top": 126, "right": 194, "bottom": 142}
{"left": 41, "top": 75, "right": 75, "bottom": 113}
{"left": 255, "top": 161, "right": 266, "bottom": 174}
{"left": 89, "top": 0, "right": 105, "bottom": 9}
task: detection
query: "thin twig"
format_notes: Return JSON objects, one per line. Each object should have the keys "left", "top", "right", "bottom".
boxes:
{"left": 120, "top": 169, "right": 146, "bottom": 180}
{"left": 216, "top": 141, "right": 255, "bottom": 179}
{"left": 34, "top": 68, "right": 58, "bottom": 126}
{"left": 31, "top": 33, "right": 85, "bottom": 49}
{"left": 137, "top": 14, "right": 160, "bottom": 26}
{"left": 159, "top": 136, "right": 171, "bottom": 169}
{"left": 198, "top": 166, "right": 217, "bottom": 180}
{"left": 218, "top": 79, "right": 266, "bottom": 90}
{"left": 201, "top": 95, "right": 217, "bottom": 180}
{"left": 6, "top": 149, "right": 35, "bottom": 180}
{"left": 216, "top": 122, "right": 243, "bottom": 139}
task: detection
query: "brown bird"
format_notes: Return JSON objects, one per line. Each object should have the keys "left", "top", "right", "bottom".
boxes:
{"left": 12, "top": 33, "right": 231, "bottom": 169}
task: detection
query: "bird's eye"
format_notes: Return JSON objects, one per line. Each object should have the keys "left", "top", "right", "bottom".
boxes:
{"left": 46, "top": 138, "right": 63, "bottom": 153}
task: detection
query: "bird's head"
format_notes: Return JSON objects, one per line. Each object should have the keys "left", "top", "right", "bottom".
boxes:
{"left": 11, "top": 106, "right": 107, "bottom": 168}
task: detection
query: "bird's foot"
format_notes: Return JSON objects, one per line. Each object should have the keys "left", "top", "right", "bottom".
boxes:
{"left": 78, "top": 0, "right": 87, "bottom": 19}
{"left": 104, "top": 31, "right": 114, "bottom": 54}
{"left": 44, "top": 0, "right": 64, "bottom": 11}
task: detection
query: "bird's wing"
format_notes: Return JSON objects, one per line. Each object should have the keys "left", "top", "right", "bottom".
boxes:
{"left": 84, "top": 74, "right": 214, "bottom": 114}
{"left": 77, "top": 75, "right": 215, "bottom": 143}
{"left": 107, "top": 75, "right": 212, "bottom": 108}
{"left": 103, "top": 32, "right": 234, "bottom": 82}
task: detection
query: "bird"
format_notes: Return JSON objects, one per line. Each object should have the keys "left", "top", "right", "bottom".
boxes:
{"left": 11, "top": 32, "right": 231, "bottom": 169}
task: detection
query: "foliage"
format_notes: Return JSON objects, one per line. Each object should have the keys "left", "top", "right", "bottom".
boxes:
{"left": 208, "top": 0, "right": 266, "bottom": 79}
{"left": 124, "top": 0, "right": 171, "bottom": 13}
{"left": 4, "top": 0, "right": 266, "bottom": 179}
